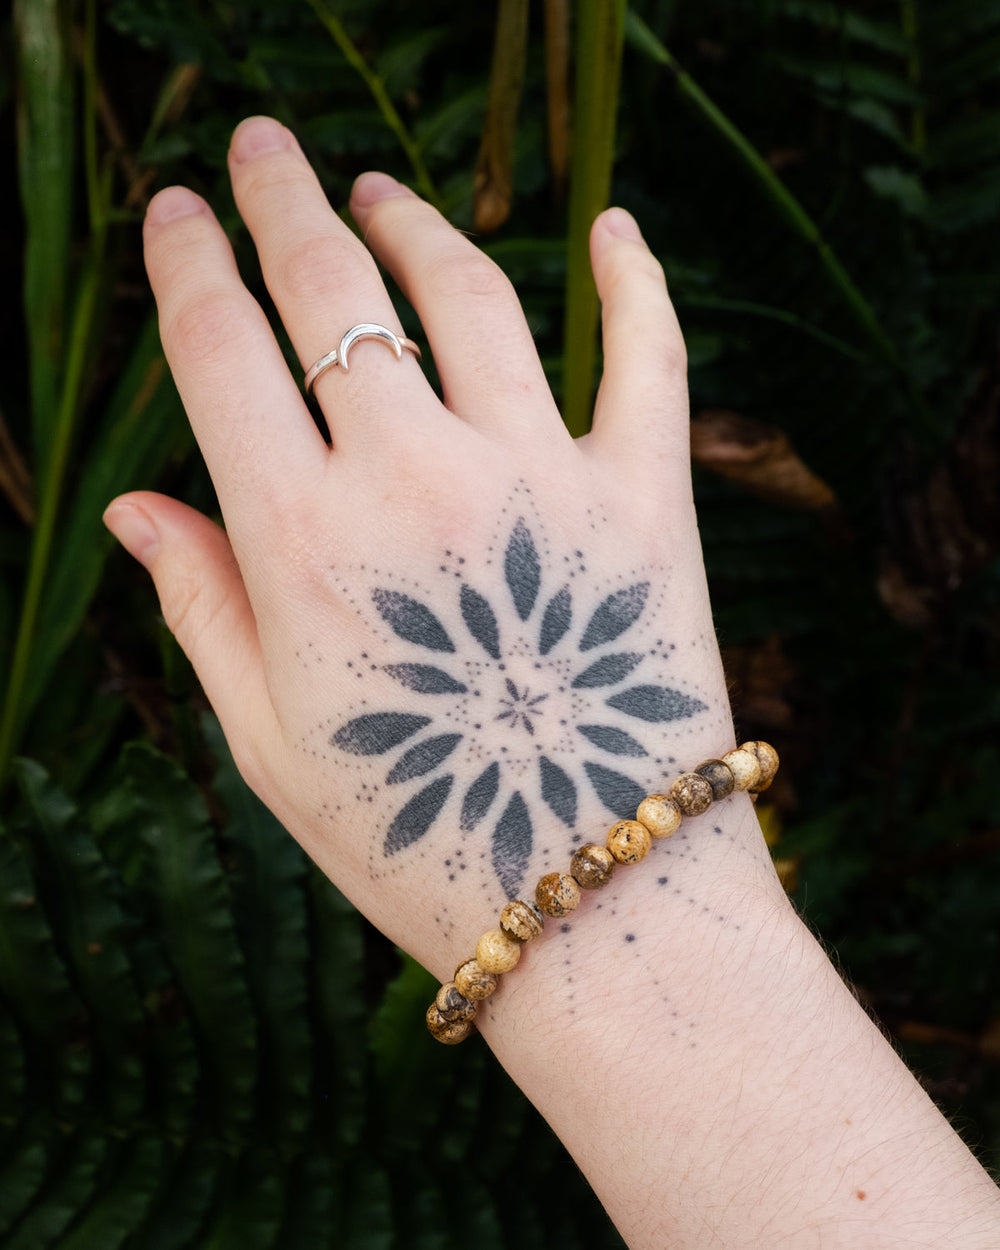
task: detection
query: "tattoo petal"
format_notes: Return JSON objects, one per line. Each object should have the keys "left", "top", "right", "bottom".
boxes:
{"left": 571, "top": 652, "right": 644, "bottom": 689}
{"left": 583, "top": 761, "right": 647, "bottom": 820}
{"left": 332, "top": 712, "right": 431, "bottom": 756}
{"left": 578, "top": 583, "right": 650, "bottom": 652}
{"left": 382, "top": 663, "right": 467, "bottom": 694}
{"left": 576, "top": 724, "right": 648, "bottom": 758}
{"left": 372, "top": 588, "right": 455, "bottom": 653}
{"left": 538, "top": 586, "right": 572, "bottom": 656}
{"left": 384, "top": 776, "right": 454, "bottom": 854}
{"left": 385, "top": 733, "right": 463, "bottom": 785}
{"left": 492, "top": 791, "right": 532, "bottom": 898}
{"left": 605, "top": 685, "right": 707, "bottom": 723}
{"left": 460, "top": 761, "right": 500, "bottom": 831}
{"left": 505, "top": 518, "right": 541, "bottom": 621}
{"left": 539, "top": 756, "right": 577, "bottom": 828}
{"left": 460, "top": 584, "right": 501, "bottom": 660}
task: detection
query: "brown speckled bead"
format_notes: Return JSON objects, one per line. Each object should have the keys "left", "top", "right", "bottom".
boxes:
{"left": 606, "top": 819, "right": 653, "bottom": 864}
{"left": 500, "top": 899, "right": 545, "bottom": 943}
{"left": 722, "top": 748, "right": 761, "bottom": 791}
{"left": 695, "top": 758, "right": 736, "bottom": 801}
{"left": 454, "top": 958, "right": 498, "bottom": 1001}
{"left": 740, "top": 740, "right": 780, "bottom": 793}
{"left": 435, "top": 981, "right": 477, "bottom": 1023}
{"left": 535, "top": 872, "right": 581, "bottom": 917}
{"left": 668, "top": 772, "right": 714, "bottom": 816}
{"left": 426, "top": 1002, "right": 474, "bottom": 1044}
{"left": 476, "top": 928, "right": 522, "bottom": 974}
{"left": 570, "top": 843, "right": 616, "bottom": 889}
{"left": 635, "top": 794, "right": 683, "bottom": 839}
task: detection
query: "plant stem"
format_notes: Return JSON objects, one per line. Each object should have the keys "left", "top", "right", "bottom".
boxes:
{"left": 561, "top": 0, "right": 627, "bottom": 436}
{"left": 306, "top": 0, "right": 441, "bottom": 209}
{"left": 625, "top": 11, "right": 937, "bottom": 434}
{"left": 0, "top": 248, "right": 105, "bottom": 782}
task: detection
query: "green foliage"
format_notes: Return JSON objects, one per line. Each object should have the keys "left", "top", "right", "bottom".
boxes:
{"left": 1, "top": 0, "right": 999, "bottom": 1241}
{"left": 0, "top": 740, "right": 623, "bottom": 1247}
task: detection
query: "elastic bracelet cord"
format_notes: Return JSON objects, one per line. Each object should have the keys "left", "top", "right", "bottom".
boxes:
{"left": 426, "top": 741, "right": 780, "bottom": 1043}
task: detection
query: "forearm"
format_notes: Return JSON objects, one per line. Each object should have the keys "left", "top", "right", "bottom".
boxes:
{"left": 476, "top": 797, "right": 1000, "bottom": 1249}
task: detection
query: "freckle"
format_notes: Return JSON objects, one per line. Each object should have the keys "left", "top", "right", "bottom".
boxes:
{"left": 855, "top": 1190, "right": 866, "bottom": 1201}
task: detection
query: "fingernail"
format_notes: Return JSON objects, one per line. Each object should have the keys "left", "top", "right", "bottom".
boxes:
{"left": 230, "top": 116, "right": 294, "bottom": 163}
{"left": 351, "top": 171, "right": 415, "bottom": 209}
{"left": 602, "top": 207, "right": 644, "bottom": 243}
{"left": 146, "top": 186, "right": 206, "bottom": 227}
{"left": 104, "top": 500, "right": 160, "bottom": 566}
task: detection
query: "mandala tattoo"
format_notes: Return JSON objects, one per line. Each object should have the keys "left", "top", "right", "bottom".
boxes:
{"left": 328, "top": 511, "right": 709, "bottom": 898}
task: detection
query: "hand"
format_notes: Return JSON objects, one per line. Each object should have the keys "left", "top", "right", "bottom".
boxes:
{"left": 106, "top": 115, "right": 752, "bottom": 975}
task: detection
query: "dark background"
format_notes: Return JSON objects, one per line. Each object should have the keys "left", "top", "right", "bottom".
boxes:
{"left": 1, "top": 1, "right": 997, "bottom": 1245}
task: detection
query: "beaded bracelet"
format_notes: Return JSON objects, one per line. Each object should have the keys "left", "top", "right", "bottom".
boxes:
{"left": 425, "top": 741, "right": 779, "bottom": 1043}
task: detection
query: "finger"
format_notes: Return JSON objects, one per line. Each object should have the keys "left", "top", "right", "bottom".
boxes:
{"left": 227, "top": 117, "right": 442, "bottom": 447}
{"left": 350, "top": 172, "right": 567, "bottom": 446}
{"left": 144, "top": 186, "right": 328, "bottom": 525}
{"left": 103, "top": 492, "right": 283, "bottom": 795}
{"left": 585, "top": 209, "right": 692, "bottom": 501}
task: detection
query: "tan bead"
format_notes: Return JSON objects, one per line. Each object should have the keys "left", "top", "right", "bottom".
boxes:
{"left": 426, "top": 1002, "right": 474, "bottom": 1044}
{"left": 668, "top": 772, "right": 714, "bottom": 816}
{"left": 740, "top": 740, "right": 780, "bottom": 793}
{"left": 635, "top": 794, "right": 682, "bottom": 839}
{"left": 476, "top": 927, "right": 522, "bottom": 974}
{"left": 454, "top": 958, "right": 498, "bottom": 1001}
{"left": 569, "top": 843, "right": 616, "bottom": 889}
{"left": 606, "top": 819, "right": 653, "bottom": 864}
{"left": 535, "top": 872, "right": 581, "bottom": 917}
{"left": 722, "top": 748, "right": 761, "bottom": 791}
{"left": 435, "top": 981, "right": 477, "bottom": 1023}
{"left": 499, "top": 899, "right": 545, "bottom": 943}
{"left": 694, "top": 758, "right": 735, "bottom": 801}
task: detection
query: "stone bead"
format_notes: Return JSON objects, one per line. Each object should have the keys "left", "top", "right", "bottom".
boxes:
{"left": 722, "top": 748, "right": 761, "bottom": 792}
{"left": 606, "top": 819, "right": 653, "bottom": 865}
{"left": 476, "top": 927, "right": 522, "bottom": 974}
{"left": 426, "top": 1002, "right": 474, "bottom": 1044}
{"left": 570, "top": 843, "right": 616, "bottom": 889}
{"left": 500, "top": 899, "right": 545, "bottom": 943}
{"left": 635, "top": 794, "right": 683, "bottom": 839}
{"left": 668, "top": 772, "right": 714, "bottom": 817}
{"left": 454, "top": 958, "right": 499, "bottom": 1001}
{"left": 535, "top": 872, "right": 581, "bottom": 917}
{"left": 435, "top": 981, "right": 477, "bottom": 1023}
{"left": 740, "top": 740, "right": 780, "bottom": 793}
{"left": 694, "top": 758, "right": 736, "bottom": 801}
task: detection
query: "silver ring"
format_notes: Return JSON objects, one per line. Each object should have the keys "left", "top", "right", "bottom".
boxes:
{"left": 304, "top": 323, "right": 421, "bottom": 395}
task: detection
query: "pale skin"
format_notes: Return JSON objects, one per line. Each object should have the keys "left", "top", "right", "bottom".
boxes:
{"left": 104, "top": 116, "right": 1000, "bottom": 1248}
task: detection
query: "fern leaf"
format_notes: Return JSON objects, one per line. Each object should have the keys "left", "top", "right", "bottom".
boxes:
{"left": 15, "top": 760, "right": 146, "bottom": 1129}
{"left": 205, "top": 717, "right": 313, "bottom": 1149}
{"left": 0, "top": 1122, "right": 50, "bottom": 1240}
{"left": 309, "top": 866, "right": 367, "bottom": 1150}
{"left": 93, "top": 743, "right": 258, "bottom": 1141}
{"left": 55, "top": 1135, "right": 165, "bottom": 1250}
{"left": 0, "top": 832, "right": 90, "bottom": 1115}
{"left": 199, "top": 1147, "right": 285, "bottom": 1250}
{"left": 129, "top": 1140, "right": 224, "bottom": 1250}
{"left": 4, "top": 1130, "right": 108, "bottom": 1249}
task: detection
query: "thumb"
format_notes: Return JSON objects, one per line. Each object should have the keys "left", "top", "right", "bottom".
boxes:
{"left": 104, "top": 491, "right": 278, "bottom": 791}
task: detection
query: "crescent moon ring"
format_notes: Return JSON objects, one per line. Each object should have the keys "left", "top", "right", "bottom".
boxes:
{"left": 304, "top": 323, "right": 422, "bottom": 395}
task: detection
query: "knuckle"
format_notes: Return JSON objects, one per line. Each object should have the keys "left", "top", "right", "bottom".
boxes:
{"left": 424, "top": 247, "right": 515, "bottom": 305}
{"left": 164, "top": 288, "right": 244, "bottom": 367}
{"left": 161, "top": 563, "right": 226, "bottom": 655}
{"left": 276, "top": 233, "right": 377, "bottom": 305}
